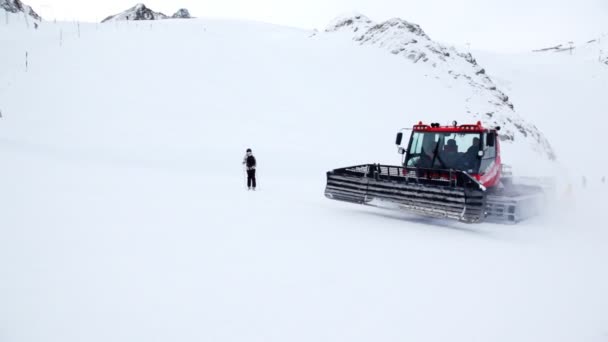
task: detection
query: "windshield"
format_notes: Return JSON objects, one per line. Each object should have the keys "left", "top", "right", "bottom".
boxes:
{"left": 405, "top": 131, "right": 482, "bottom": 173}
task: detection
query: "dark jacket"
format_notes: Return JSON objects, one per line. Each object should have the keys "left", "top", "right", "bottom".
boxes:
{"left": 243, "top": 155, "right": 256, "bottom": 170}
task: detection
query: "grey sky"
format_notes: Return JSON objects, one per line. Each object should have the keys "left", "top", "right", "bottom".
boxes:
{"left": 28, "top": 0, "right": 608, "bottom": 51}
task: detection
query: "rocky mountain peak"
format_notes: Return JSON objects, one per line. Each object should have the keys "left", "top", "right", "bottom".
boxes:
{"left": 0, "top": 0, "right": 41, "bottom": 20}
{"left": 101, "top": 3, "right": 168, "bottom": 23}
{"left": 172, "top": 8, "right": 192, "bottom": 19}
{"left": 102, "top": 4, "right": 194, "bottom": 23}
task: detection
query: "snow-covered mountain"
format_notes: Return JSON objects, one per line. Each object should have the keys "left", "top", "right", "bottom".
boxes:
{"left": 101, "top": 3, "right": 194, "bottom": 23}
{"left": 172, "top": 8, "right": 192, "bottom": 19}
{"left": 0, "top": 0, "right": 40, "bottom": 20}
{"left": 324, "top": 14, "right": 555, "bottom": 160}
{"left": 101, "top": 3, "right": 167, "bottom": 22}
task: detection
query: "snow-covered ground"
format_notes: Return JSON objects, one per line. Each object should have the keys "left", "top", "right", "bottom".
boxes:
{"left": 1, "top": 13, "right": 608, "bottom": 342}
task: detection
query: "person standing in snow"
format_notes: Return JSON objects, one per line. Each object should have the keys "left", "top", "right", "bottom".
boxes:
{"left": 242, "top": 148, "right": 257, "bottom": 190}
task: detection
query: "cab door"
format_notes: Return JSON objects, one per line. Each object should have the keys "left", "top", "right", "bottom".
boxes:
{"left": 479, "top": 131, "right": 501, "bottom": 187}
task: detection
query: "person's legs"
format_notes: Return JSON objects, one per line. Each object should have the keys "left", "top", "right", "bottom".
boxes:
{"left": 247, "top": 170, "right": 253, "bottom": 189}
{"left": 252, "top": 170, "right": 256, "bottom": 189}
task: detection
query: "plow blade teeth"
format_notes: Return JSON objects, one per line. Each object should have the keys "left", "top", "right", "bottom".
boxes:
{"left": 325, "top": 164, "right": 487, "bottom": 223}
{"left": 484, "top": 185, "right": 546, "bottom": 224}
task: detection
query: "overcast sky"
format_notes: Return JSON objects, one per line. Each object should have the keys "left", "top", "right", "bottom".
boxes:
{"left": 27, "top": 0, "right": 608, "bottom": 51}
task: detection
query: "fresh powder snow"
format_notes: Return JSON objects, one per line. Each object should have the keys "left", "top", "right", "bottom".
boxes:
{"left": 1, "top": 9, "right": 608, "bottom": 342}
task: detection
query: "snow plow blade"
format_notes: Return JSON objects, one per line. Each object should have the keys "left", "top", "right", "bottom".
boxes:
{"left": 325, "top": 164, "right": 487, "bottom": 223}
{"left": 484, "top": 184, "right": 546, "bottom": 224}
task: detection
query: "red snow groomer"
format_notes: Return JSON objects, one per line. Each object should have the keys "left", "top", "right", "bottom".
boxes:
{"left": 324, "top": 121, "right": 544, "bottom": 223}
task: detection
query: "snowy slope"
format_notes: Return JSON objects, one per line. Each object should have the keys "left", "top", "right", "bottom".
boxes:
{"left": 474, "top": 34, "right": 608, "bottom": 181}
{"left": 324, "top": 14, "right": 555, "bottom": 162}
{"left": 531, "top": 34, "right": 608, "bottom": 64}
{"left": 1, "top": 15, "right": 608, "bottom": 342}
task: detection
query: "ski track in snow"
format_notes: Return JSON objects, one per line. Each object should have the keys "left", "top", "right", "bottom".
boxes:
{"left": 1, "top": 13, "right": 608, "bottom": 342}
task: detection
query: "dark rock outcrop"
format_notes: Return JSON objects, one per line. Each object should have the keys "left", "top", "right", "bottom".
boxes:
{"left": 102, "top": 3, "right": 168, "bottom": 23}
{"left": 172, "top": 8, "right": 192, "bottom": 19}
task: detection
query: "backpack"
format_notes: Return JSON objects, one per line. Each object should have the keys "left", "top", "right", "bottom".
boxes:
{"left": 246, "top": 155, "right": 256, "bottom": 168}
